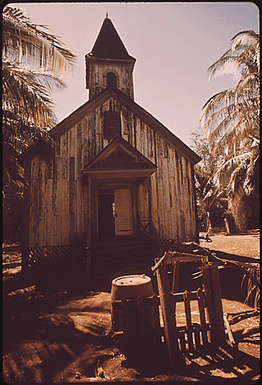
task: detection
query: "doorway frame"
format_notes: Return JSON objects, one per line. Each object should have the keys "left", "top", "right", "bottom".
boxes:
{"left": 92, "top": 180, "right": 138, "bottom": 239}
{"left": 97, "top": 189, "right": 115, "bottom": 237}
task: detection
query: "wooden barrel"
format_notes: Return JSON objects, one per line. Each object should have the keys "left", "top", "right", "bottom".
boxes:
{"left": 111, "top": 274, "right": 154, "bottom": 301}
{"left": 111, "top": 274, "right": 154, "bottom": 331}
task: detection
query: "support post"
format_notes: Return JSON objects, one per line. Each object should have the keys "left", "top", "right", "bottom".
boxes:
{"left": 155, "top": 258, "right": 180, "bottom": 365}
{"left": 172, "top": 261, "right": 180, "bottom": 294}
{"left": 202, "top": 263, "right": 225, "bottom": 344}
{"left": 210, "top": 264, "right": 225, "bottom": 342}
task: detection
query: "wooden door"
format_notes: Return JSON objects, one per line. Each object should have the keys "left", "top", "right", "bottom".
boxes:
{"left": 114, "top": 189, "right": 133, "bottom": 236}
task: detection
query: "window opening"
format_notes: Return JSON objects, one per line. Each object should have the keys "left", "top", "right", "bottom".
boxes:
{"left": 103, "top": 111, "right": 121, "bottom": 139}
{"left": 107, "top": 72, "right": 117, "bottom": 88}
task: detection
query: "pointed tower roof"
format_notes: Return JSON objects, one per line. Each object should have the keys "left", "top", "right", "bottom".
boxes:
{"left": 91, "top": 16, "right": 134, "bottom": 60}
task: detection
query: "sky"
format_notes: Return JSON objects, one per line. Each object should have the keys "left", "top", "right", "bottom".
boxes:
{"left": 10, "top": 2, "right": 259, "bottom": 147}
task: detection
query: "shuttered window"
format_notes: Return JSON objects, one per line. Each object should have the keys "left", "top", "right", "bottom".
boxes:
{"left": 103, "top": 111, "right": 121, "bottom": 139}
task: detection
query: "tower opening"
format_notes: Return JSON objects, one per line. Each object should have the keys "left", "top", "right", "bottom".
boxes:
{"left": 107, "top": 72, "right": 117, "bottom": 88}
{"left": 85, "top": 17, "right": 136, "bottom": 99}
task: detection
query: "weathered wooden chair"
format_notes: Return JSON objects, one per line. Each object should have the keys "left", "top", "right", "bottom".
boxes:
{"left": 111, "top": 245, "right": 227, "bottom": 366}
{"left": 152, "top": 249, "right": 226, "bottom": 365}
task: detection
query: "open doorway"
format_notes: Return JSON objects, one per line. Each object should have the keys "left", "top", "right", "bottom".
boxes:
{"left": 98, "top": 190, "right": 115, "bottom": 237}
{"left": 97, "top": 188, "right": 134, "bottom": 237}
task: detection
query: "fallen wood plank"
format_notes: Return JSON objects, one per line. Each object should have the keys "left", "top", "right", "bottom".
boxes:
{"left": 151, "top": 251, "right": 207, "bottom": 273}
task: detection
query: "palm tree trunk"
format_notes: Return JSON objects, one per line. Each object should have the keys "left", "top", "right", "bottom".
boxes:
{"left": 224, "top": 213, "right": 231, "bottom": 234}
{"left": 206, "top": 211, "right": 212, "bottom": 234}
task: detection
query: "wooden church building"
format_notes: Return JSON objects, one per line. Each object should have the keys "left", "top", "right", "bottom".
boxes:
{"left": 20, "top": 16, "right": 201, "bottom": 279}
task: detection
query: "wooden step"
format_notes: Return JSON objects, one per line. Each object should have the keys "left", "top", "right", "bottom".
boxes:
{"left": 93, "top": 246, "right": 153, "bottom": 260}
{"left": 91, "top": 236, "right": 157, "bottom": 280}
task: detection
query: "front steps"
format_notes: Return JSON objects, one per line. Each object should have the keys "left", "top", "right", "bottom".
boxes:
{"left": 91, "top": 236, "right": 158, "bottom": 283}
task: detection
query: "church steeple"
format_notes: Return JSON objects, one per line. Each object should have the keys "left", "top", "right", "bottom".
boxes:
{"left": 85, "top": 17, "right": 136, "bottom": 100}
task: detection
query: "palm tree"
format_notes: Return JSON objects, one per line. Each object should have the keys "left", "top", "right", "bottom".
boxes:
{"left": 2, "top": 6, "right": 76, "bottom": 187}
{"left": 191, "top": 128, "right": 227, "bottom": 233}
{"left": 200, "top": 30, "right": 260, "bottom": 230}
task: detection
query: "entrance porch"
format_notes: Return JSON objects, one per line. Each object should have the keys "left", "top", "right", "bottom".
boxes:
{"left": 90, "top": 235, "right": 158, "bottom": 284}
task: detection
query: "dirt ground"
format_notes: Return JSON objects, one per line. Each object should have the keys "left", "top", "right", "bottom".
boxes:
{"left": 2, "top": 230, "right": 260, "bottom": 384}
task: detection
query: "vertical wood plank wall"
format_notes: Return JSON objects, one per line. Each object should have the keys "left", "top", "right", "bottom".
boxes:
{"left": 28, "top": 96, "right": 197, "bottom": 247}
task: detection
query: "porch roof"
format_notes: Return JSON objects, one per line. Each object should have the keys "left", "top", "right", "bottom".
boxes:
{"left": 82, "top": 134, "right": 156, "bottom": 183}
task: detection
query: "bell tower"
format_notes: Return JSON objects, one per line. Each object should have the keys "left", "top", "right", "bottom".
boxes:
{"left": 85, "top": 15, "right": 136, "bottom": 100}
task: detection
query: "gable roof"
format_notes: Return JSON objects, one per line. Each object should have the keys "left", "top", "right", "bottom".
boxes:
{"left": 83, "top": 134, "right": 156, "bottom": 182}
{"left": 90, "top": 17, "right": 134, "bottom": 60}
{"left": 50, "top": 87, "right": 201, "bottom": 165}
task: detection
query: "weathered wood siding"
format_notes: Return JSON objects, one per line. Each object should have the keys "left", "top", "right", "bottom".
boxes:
{"left": 88, "top": 62, "right": 134, "bottom": 100}
{"left": 27, "top": 96, "right": 197, "bottom": 247}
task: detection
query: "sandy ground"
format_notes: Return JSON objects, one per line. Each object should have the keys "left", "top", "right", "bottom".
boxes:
{"left": 2, "top": 231, "right": 260, "bottom": 383}
{"left": 199, "top": 230, "right": 260, "bottom": 260}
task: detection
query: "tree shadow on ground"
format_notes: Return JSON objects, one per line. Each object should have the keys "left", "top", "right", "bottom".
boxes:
{"left": 3, "top": 303, "right": 114, "bottom": 384}
{"left": 180, "top": 344, "right": 260, "bottom": 384}
{"left": 3, "top": 245, "right": 260, "bottom": 383}
{"left": 118, "top": 339, "right": 260, "bottom": 384}
{"left": 3, "top": 264, "right": 114, "bottom": 383}
{"left": 208, "top": 249, "right": 259, "bottom": 264}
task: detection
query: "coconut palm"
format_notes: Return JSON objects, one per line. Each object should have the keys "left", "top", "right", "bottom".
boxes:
{"left": 194, "top": 168, "right": 216, "bottom": 232}
{"left": 2, "top": 6, "right": 76, "bottom": 187}
{"left": 191, "top": 128, "right": 227, "bottom": 232}
{"left": 201, "top": 30, "right": 260, "bottom": 152}
{"left": 200, "top": 30, "right": 260, "bottom": 230}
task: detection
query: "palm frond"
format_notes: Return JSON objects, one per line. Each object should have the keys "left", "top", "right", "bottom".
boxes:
{"left": 201, "top": 89, "right": 259, "bottom": 156}
{"left": 2, "top": 60, "right": 58, "bottom": 135}
{"left": 2, "top": 5, "right": 74, "bottom": 188}
{"left": 213, "top": 152, "right": 252, "bottom": 193}
{"left": 2, "top": 6, "right": 76, "bottom": 75}
{"left": 208, "top": 51, "right": 241, "bottom": 81}
{"left": 240, "top": 273, "right": 247, "bottom": 292}
{"left": 3, "top": 143, "right": 28, "bottom": 188}
{"left": 201, "top": 30, "right": 260, "bottom": 152}
{"left": 231, "top": 30, "right": 260, "bottom": 56}
{"left": 201, "top": 88, "right": 237, "bottom": 129}
{"left": 225, "top": 261, "right": 260, "bottom": 309}
{"left": 199, "top": 29, "right": 260, "bottom": 231}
